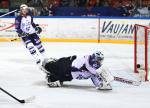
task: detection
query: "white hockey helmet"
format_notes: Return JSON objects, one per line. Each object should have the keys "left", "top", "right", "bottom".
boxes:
{"left": 89, "top": 51, "right": 104, "bottom": 69}
{"left": 94, "top": 51, "right": 104, "bottom": 60}
{"left": 92, "top": 51, "right": 104, "bottom": 63}
{"left": 20, "top": 4, "right": 28, "bottom": 10}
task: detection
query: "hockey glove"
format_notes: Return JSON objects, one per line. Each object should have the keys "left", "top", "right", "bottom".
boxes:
{"left": 35, "top": 24, "right": 42, "bottom": 34}
{"left": 19, "top": 32, "right": 29, "bottom": 37}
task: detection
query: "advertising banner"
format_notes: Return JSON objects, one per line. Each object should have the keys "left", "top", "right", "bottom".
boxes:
{"left": 0, "top": 17, "right": 150, "bottom": 43}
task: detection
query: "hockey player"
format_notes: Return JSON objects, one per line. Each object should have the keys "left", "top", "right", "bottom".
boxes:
{"left": 15, "top": 4, "right": 46, "bottom": 64}
{"left": 40, "top": 51, "right": 114, "bottom": 90}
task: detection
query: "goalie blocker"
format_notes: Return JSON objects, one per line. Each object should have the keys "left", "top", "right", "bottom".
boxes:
{"left": 40, "top": 51, "right": 114, "bottom": 90}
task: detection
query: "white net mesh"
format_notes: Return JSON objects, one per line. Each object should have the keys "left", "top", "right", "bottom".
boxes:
{"left": 136, "top": 26, "right": 145, "bottom": 68}
{"left": 135, "top": 25, "right": 150, "bottom": 80}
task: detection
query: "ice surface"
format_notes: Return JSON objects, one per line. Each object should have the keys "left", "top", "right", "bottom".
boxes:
{"left": 0, "top": 42, "right": 150, "bottom": 108}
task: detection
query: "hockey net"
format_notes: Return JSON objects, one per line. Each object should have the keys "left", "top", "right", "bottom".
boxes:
{"left": 134, "top": 24, "right": 150, "bottom": 81}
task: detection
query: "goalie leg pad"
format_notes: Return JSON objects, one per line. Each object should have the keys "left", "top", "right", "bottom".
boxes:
{"left": 96, "top": 83, "right": 112, "bottom": 90}
{"left": 97, "top": 68, "right": 114, "bottom": 86}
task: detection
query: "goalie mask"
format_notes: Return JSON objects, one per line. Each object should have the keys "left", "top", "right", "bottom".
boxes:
{"left": 89, "top": 51, "right": 104, "bottom": 69}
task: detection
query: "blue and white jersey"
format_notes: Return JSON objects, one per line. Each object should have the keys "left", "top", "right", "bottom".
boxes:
{"left": 15, "top": 15, "right": 36, "bottom": 35}
{"left": 71, "top": 55, "right": 102, "bottom": 87}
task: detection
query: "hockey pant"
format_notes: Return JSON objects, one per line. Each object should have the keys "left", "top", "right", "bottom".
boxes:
{"left": 44, "top": 56, "right": 77, "bottom": 82}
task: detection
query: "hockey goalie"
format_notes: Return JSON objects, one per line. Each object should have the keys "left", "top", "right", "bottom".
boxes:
{"left": 40, "top": 51, "right": 114, "bottom": 90}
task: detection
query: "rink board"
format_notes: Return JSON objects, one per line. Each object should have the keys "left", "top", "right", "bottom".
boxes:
{"left": 0, "top": 17, "right": 150, "bottom": 44}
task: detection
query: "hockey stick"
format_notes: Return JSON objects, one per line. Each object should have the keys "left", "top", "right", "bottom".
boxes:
{"left": 10, "top": 38, "right": 19, "bottom": 42}
{"left": 114, "top": 76, "right": 142, "bottom": 86}
{"left": 0, "top": 9, "right": 18, "bottom": 18}
{"left": 0, "top": 87, "right": 35, "bottom": 103}
{"left": 10, "top": 30, "right": 40, "bottom": 42}
{"left": 5, "top": 32, "right": 40, "bottom": 42}
{"left": 1, "top": 37, "right": 19, "bottom": 42}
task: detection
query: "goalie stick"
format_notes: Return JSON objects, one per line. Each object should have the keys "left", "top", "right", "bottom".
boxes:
{"left": 0, "top": 87, "right": 35, "bottom": 103}
{"left": 105, "top": 67, "right": 142, "bottom": 86}
{"left": 114, "top": 76, "right": 142, "bottom": 86}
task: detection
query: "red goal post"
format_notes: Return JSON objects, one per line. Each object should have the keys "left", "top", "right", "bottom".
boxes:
{"left": 134, "top": 24, "right": 150, "bottom": 81}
